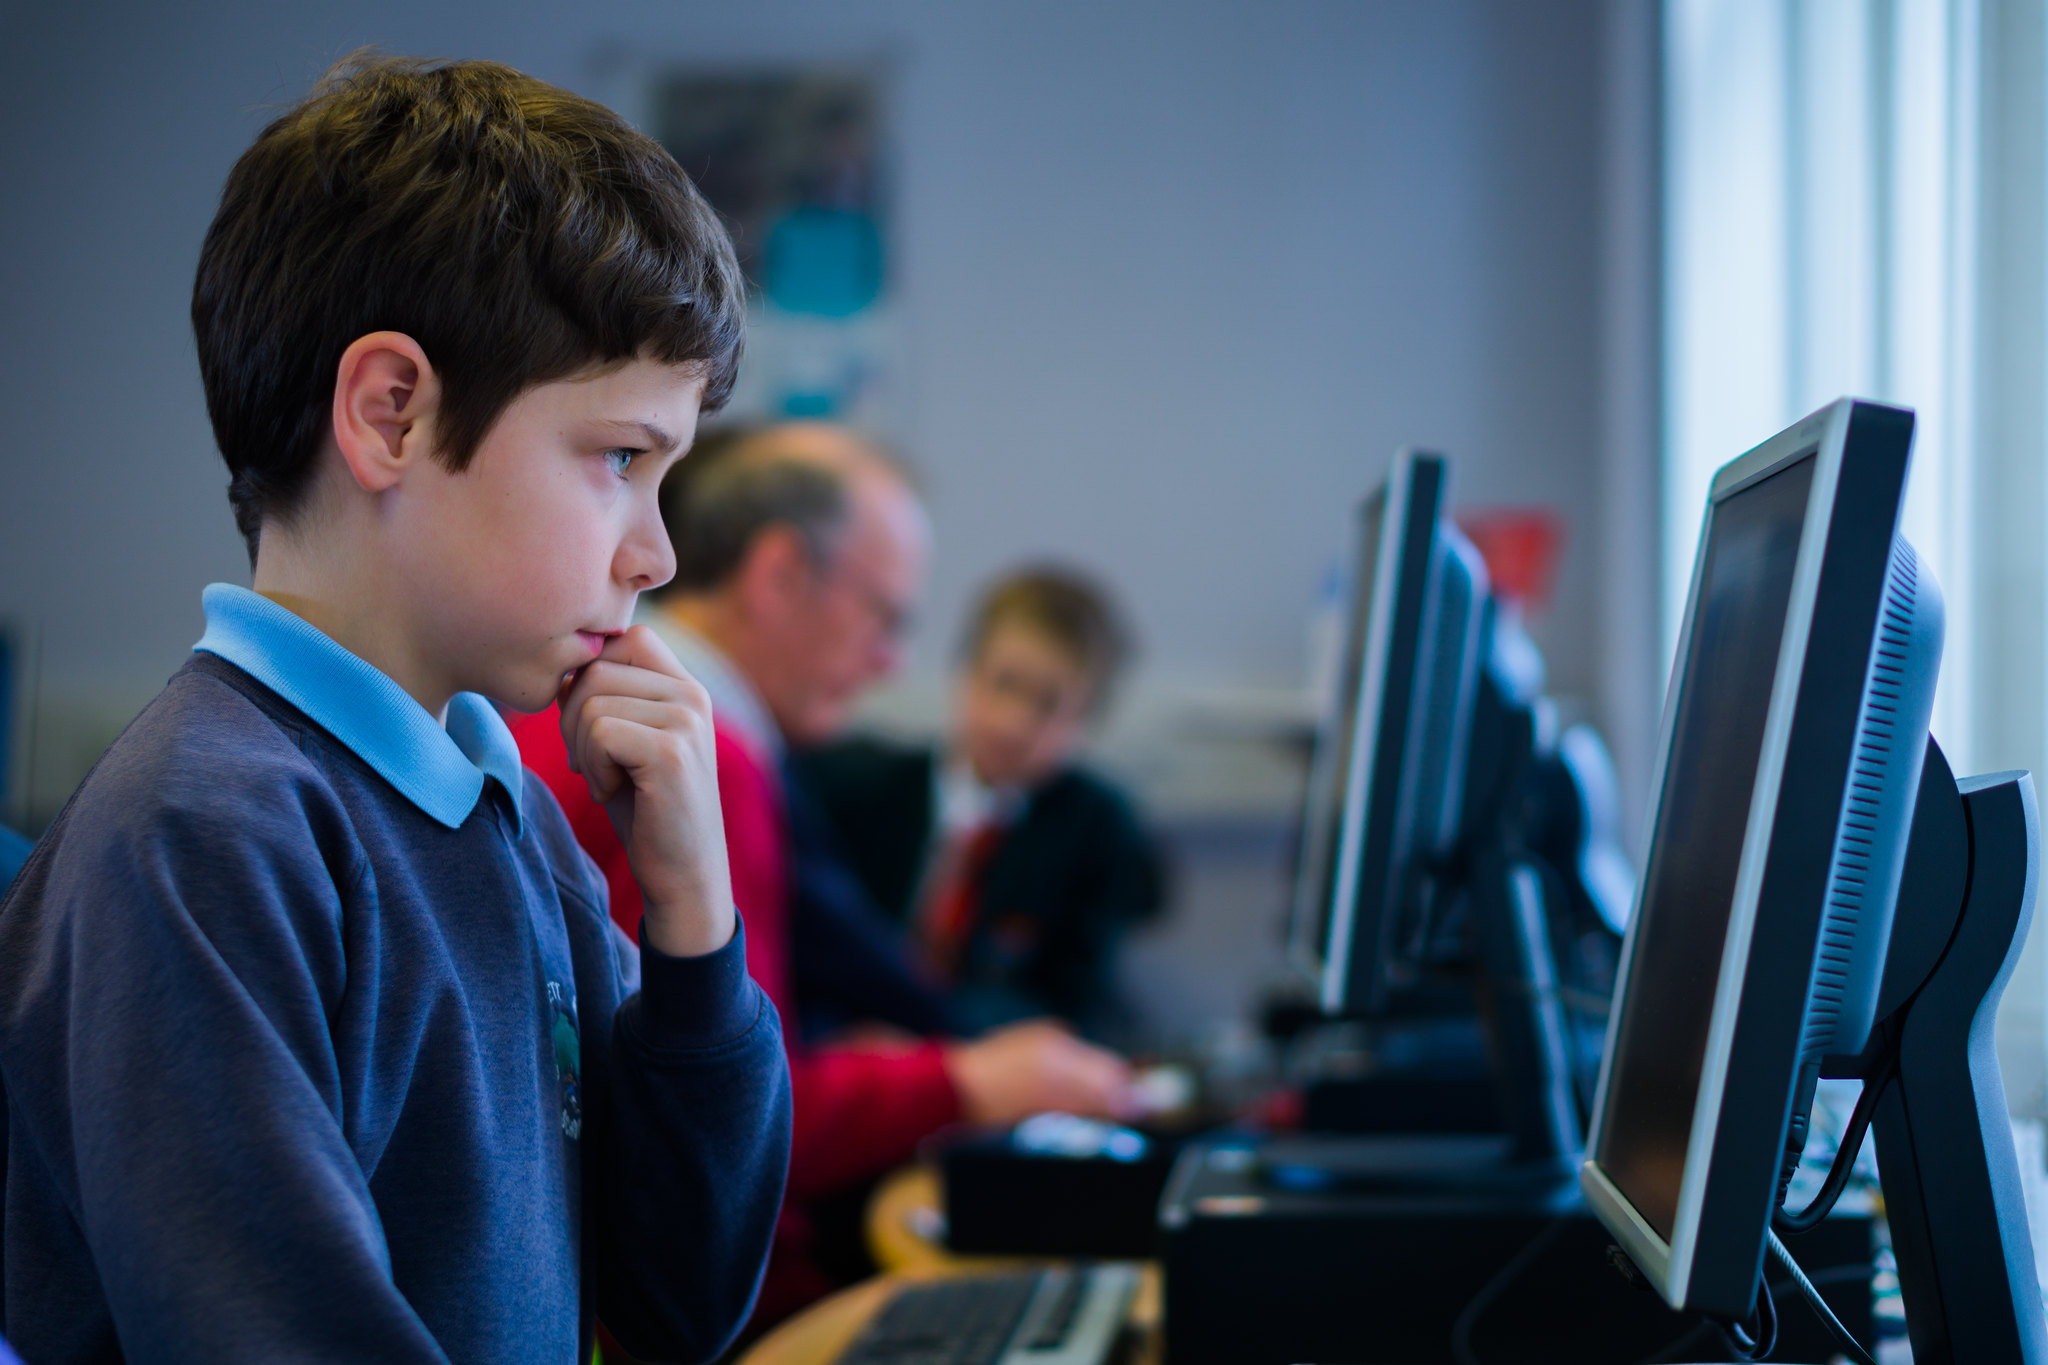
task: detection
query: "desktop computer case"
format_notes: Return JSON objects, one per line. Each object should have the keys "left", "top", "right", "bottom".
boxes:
{"left": 1157, "top": 1138, "right": 1874, "bottom": 1365}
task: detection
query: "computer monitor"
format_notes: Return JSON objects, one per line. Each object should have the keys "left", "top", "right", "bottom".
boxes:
{"left": 1584, "top": 399, "right": 1935, "bottom": 1316}
{"left": 1287, "top": 450, "right": 1488, "bottom": 1016}
{"left": 1580, "top": 399, "right": 2027, "bottom": 1348}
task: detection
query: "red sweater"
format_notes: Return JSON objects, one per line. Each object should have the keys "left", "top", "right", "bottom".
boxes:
{"left": 510, "top": 709, "right": 962, "bottom": 1204}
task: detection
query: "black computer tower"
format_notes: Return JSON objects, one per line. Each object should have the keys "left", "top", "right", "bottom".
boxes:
{"left": 1158, "top": 1137, "right": 1876, "bottom": 1365}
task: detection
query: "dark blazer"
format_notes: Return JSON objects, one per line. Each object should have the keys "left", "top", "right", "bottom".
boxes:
{"left": 779, "top": 760, "right": 963, "bottom": 1042}
{"left": 789, "top": 736, "right": 1165, "bottom": 1039}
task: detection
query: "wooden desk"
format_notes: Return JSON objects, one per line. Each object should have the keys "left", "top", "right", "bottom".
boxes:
{"left": 740, "top": 1164, "right": 1160, "bottom": 1365}
{"left": 865, "top": 1164, "right": 956, "bottom": 1273}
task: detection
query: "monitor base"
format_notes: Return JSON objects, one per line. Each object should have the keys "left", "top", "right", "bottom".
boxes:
{"left": 1860, "top": 750, "right": 2048, "bottom": 1363}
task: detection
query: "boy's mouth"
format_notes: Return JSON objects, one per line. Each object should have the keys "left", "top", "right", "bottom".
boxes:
{"left": 576, "top": 631, "right": 612, "bottom": 658}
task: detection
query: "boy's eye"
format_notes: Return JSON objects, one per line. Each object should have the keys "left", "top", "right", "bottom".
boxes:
{"left": 603, "top": 448, "right": 640, "bottom": 478}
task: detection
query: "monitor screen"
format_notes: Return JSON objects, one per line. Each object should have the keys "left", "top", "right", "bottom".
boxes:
{"left": 1594, "top": 454, "right": 1816, "bottom": 1240}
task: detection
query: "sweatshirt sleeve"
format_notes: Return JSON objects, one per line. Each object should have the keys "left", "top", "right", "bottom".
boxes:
{"left": 0, "top": 742, "right": 452, "bottom": 1363}
{"left": 589, "top": 920, "right": 793, "bottom": 1364}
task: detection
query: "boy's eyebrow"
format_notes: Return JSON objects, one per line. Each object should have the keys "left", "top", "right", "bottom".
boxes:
{"left": 596, "top": 419, "right": 682, "bottom": 453}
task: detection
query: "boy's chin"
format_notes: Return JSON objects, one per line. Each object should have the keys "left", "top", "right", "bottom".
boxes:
{"left": 493, "top": 669, "right": 573, "bottom": 716}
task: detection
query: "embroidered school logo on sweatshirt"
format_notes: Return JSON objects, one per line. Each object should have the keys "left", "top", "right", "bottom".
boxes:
{"left": 547, "top": 981, "right": 582, "bottom": 1141}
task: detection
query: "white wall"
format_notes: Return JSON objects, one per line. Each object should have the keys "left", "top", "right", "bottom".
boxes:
{"left": 0, "top": 0, "right": 1616, "bottom": 823}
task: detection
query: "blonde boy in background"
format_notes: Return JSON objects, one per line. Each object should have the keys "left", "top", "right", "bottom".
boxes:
{"left": 794, "top": 567, "right": 1164, "bottom": 1041}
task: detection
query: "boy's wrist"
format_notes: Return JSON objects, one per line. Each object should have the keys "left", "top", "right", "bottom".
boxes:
{"left": 631, "top": 916, "right": 758, "bottom": 1051}
{"left": 639, "top": 896, "right": 738, "bottom": 960}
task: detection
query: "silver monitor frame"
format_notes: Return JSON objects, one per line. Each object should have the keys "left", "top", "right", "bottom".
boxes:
{"left": 1287, "top": 449, "right": 1486, "bottom": 1015}
{"left": 1287, "top": 456, "right": 1410, "bottom": 1004}
{"left": 1581, "top": 398, "right": 1914, "bottom": 1310}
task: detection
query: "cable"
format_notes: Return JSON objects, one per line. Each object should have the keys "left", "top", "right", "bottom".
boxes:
{"left": 1717, "top": 1272, "right": 1778, "bottom": 1360}
{"left": 1557, "top": 985, "right": 1615, "bottom": 1017}
{"left": 1767, "top": 1229, "right": 1878, "bottom": 1365}
{"left": 1447, "top": 1215, "right": 1572, "bottom": 1365}
{"left": 1634, "top": 1265, "right": 1875, "bottom": 1365}
{"left": 1776, "top": 1052, "right": 1895, "bottom": 1235}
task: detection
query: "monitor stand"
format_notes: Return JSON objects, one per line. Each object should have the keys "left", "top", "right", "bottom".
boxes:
{"left": 1266, "top": 664, "right": 1593, "bottom": 1195}
{"left": 1469, "top": 846, "right": 1584, "bottom": 1174}
{"left": 1258, "top": 847, "right": 1583, "bottom": 1196}
{"left": 1269, "top": 667, "right": 1589, "bottom": 1186}
{"left": 1462, "top": 670, "right": 1586, "bottom": 1175}
{"left": 1295, "top": 1011, "right": 1506, "bottom": 1136}
{"left": 1846, "top": 737, "right": 2048, "bottom": 1362}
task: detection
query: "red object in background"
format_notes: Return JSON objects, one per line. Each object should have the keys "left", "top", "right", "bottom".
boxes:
{"left": 1458, "top": 508, "right": 1567, "bottom": 612}
{"left": 1252, "top": 1085, "right": 1305, "bottom": 1132}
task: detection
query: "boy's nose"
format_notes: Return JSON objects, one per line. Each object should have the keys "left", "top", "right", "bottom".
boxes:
{"left": 620, "top": 508, "right": 677, "bottom": 590}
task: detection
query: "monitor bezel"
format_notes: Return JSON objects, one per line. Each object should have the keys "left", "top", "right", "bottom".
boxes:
{"left": 1286, "top": 461, "right": 1407, "bottom": 992}
{"left": 1287, "top": 449, "right": 1451, "bottom": 1014}
{"left": 1581, "top": 398, "right": 1917, "bottom": 1315}
{"left": 1322, "top": 451, "right": 1445, "bottom": 1014}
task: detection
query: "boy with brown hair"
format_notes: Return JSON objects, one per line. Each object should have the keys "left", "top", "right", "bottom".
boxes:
{"left": 0, "top": 56, "right": 789, "bottom": 1364}
{"left": 794, "top": 566, "right": 1164, "bottom": 1038}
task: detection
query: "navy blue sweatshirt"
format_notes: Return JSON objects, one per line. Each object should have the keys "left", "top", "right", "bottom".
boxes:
{"left": 0, "top": 632, "right": 791, "bottom": 1363}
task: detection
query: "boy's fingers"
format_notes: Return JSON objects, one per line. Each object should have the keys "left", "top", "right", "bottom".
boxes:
{"left": 577, "top": 736, "right": 627, "bottom": 806}
{"left": 557, "top": 668, "right": 708, "bottom": 781}
{"left": 558, "top": 654, "right": 711, "bottom": 734}
{"left": 560, "top": 666, "right": 696, "bottom": 738}
{"left": 554, "top": 626, "right": 720, "bottom": 855}
{"left": 568, "top": 704, "right": 642, "bottom": 798}
{"left": 572, "top": 695, "right": 696, "bottom": 750}
{"left": 577, "top": 712, "right": 698, "bottom": 813}
{"left": 569, "top": 697, "right": 710, "bottom": 803}
{"left": 596, "top": 624, "right": 694, "bottom": 685}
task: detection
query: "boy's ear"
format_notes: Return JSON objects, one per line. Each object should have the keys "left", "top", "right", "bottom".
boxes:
{"left": 331, "top": 332, "right": 441, "bottom": 493}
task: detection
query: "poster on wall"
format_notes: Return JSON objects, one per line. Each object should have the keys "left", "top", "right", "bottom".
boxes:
{"left": 650, "top": 70, "right": 894, "bottom": 430}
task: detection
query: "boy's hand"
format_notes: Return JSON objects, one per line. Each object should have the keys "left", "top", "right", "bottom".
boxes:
{"left": 558, "top": 625, "right": 735, "bottom": 959}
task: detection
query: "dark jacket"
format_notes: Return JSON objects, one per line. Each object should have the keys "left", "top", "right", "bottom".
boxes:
{"left": 781, "top": 763, "right": 963, "bottom": 1042}
{"left": 790, "top": 737, "right": 1164, "bottom": 1039}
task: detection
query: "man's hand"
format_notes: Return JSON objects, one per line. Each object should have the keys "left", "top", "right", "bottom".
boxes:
{"left": 943, "top": 1020, "right": 1134, "bottom": 1126}
{"left": 559, "top": 625, "right": 735, "bottom": 958}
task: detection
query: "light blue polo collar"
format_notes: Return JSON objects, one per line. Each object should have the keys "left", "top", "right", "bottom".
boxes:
{"left": 194, "top": 583, "right": 526, "bottom": 831}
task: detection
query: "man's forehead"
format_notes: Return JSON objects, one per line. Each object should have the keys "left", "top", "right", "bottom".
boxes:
{"left": 851, "top": 472, "right": 928, "bottom": 556}
{"left": 829, "top": 478, "right": 926, "bottom": 608}
{"left": 732, "top": 421, "right": 860, "bottom": 469}
{"left": 737, "top": 423, "right": 915, "bottom": 497}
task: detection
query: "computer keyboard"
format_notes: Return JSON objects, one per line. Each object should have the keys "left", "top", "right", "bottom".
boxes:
{"left": 832, "top": 1264, "right": 1140, "bottom": 1365}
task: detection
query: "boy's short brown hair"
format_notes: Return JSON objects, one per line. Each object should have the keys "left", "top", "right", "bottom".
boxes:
{"left": 962, "top": 566, "right": 1133, "bottom": 710}
{"left": 193, "top": 53, "right": 745, "bottom": 562}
